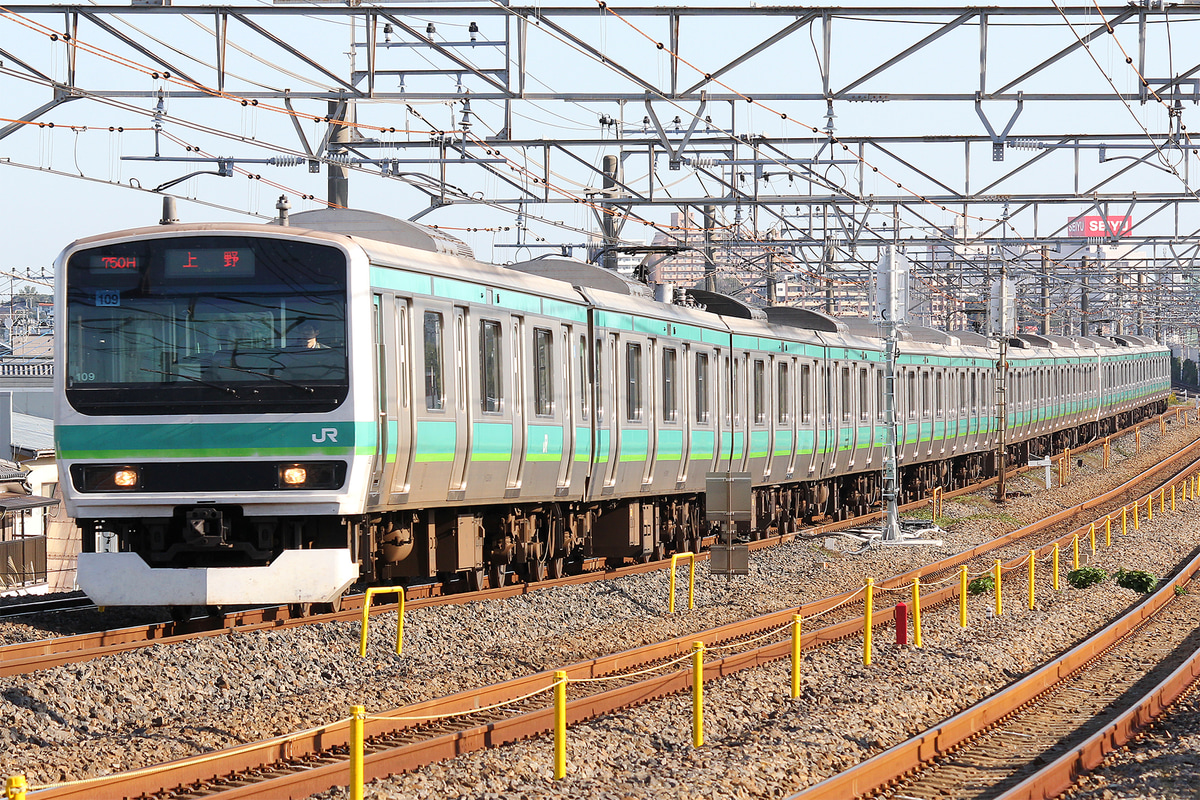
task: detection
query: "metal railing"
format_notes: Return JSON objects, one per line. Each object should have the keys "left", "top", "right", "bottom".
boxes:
{"left": 1, "top": 536, "right": 47, "bottom": 588}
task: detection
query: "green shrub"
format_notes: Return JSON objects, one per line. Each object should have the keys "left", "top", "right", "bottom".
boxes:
{"left": 967, "top": 575, "right": 995, "bottom": 595}
{"left": 1066, "top": 567, "right": 1108, "bottom": 589}
{"left": 1114, "top": 569, "right": 1157, "bottom": 593}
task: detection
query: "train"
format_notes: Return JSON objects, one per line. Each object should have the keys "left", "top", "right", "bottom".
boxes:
{"left": 53, "top": 207, "right": 1171, "bottom": 611}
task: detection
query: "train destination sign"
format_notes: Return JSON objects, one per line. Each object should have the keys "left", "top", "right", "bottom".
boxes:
{"left": 164, "top": 248, "right": 256, "bottom": 278}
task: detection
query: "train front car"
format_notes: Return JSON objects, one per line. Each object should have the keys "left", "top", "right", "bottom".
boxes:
{"left": 55, "top": 223, "right": 370, "bottom": 610}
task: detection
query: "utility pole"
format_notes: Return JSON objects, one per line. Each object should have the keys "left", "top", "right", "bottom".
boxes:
{"left": 1041, "top": 246, "right": 1051, "bottom": 335}
{"left": 327, "top": 99, "right": 352, "bottom": 208}
{"left": 1080, "top": 256, "right": 1090, "bottom": 336}
{"left": 702, "top": 204, "right": 717, "bottom": 292}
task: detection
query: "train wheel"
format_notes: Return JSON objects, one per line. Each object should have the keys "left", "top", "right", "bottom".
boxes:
{"left": 169, "top": 606, "right": 191, "bottom": 624}
{"left": 313, "top": 595, "right": 342, "bottom": 615}
{"left": 527, "top": 560, "right": 548, "bottom": 583}
{"left": 489, "top": 564, "right": 507, "bottom": 589}
{"left": 548, "top": 557, "right": 565, "bottom": 580}
{"left": 288, "top": 602, "right": 312, "bottom": 618}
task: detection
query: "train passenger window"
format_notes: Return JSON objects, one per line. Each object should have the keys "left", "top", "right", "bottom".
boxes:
{"left": 533, "top": 328, "right": 553, "bottom": 417}
{"left": 840, "top": 366, "right": 851, "bottom": 422}
{"left": 397, "top": 304, "right": 409, "bottom": 409}
{"left": 753, "top": 359, "right": 766, "bottom": 424}
{"left": 626, "top": 342, "right": 643, "bottom": 422}
{"left": 921, "top": 372, "right": 931, "bottom": 418}
{"left": 935, "top": 373, "right": 944, "bottom": 416}
{"left": 579, "top": 335, "right": 590, "bottom": 422}
{"left": 959, "top": 374, "right": 967, "bottom": 413}
{"left": 732, "top": 357, "right": 740, "bottom": 421}
{"left": 858, "top": 368, "right": 868, "bottom": 421}
{"left": 907, "top": 371, "right": 917, "bottom": 419}
{"left": 480, "top": 320, "right": 503, "bottom": 413}
{"left": 778, "top": 362, "right": 790, "bottom": 424}
{"left": 662, "top": 348, "right": 678, "bottom": 422}
{"left": 695, "top": 352, "right": 710, "bottom": 423}
{"left": 876, "top": 370, "right": 885, "bottom": 420}
{"left": 423, "top": 311, "right": 445, "bottom": 411}
{"left": 800, "top": 363, "right": 812, "bottom": 422}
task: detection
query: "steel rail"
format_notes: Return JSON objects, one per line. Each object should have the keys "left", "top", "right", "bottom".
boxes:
{"left": 1, "top": 407, "right": 1190, "bottom": 680}
{"left": 23, "top": 415, "right": 1200, "bottom": 799}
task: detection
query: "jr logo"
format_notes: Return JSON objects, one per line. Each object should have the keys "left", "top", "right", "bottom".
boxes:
{"left": 312, "top": 428, "right": 339, "bottom": 443}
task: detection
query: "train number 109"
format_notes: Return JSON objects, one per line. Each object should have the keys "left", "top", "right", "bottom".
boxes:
{"left": 73, "top": 372, "right": 97, "bottom": 382}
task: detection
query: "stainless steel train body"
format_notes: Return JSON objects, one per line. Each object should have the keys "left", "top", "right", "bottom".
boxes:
{"left": 54, "top": 210, "right": 1170, "bottom": 607}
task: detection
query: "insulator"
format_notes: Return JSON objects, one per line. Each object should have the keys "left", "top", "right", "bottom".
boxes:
{"left": 692, "top": 157, "right": 719, "bottom": 168}
{"left": 325, "top": 153, "right": 354, "bottom": 165}
{"left": 1008, "top": 139, "right": 1047, "bottom": 151}
{"left": 266, "top": 156, "right": 304, "bottom": 167}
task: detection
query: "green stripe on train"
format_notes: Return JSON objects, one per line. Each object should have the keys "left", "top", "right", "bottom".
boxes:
{"left": 56, "top": 421, "right": 373, "bottom": 459}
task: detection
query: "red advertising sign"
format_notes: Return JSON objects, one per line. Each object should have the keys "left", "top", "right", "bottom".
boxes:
{"left": 1066, "top": 215, "right": 1132, "bottom": 237}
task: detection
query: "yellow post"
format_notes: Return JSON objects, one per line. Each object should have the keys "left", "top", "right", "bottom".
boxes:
{"left": 1161, "top": 488, "right": 1166, "bottom": 515}
{"left": 1089, "top": 523, "right": 1096, "bottom": 555}
{"left": 1134, "top": 499, "right": 1141, "bottom": 531}
{"left": 1122, "top": 505, "right": 1128, "bottom": 536}
{"left": 1105, "top": 516, "right": 1112, "bottom": 548}
{"left": 994, "top": 560, "right": 1003, "bottom": 617}
{"left": 692, "top": 642, "right": 704, "bottom": 747}
{"left": 1103, "top": 438, "right": 1110, "bottom": 468}
{"left": 1072, "top": 534, "right": 1080, "bottom": 570}
{"left": 790, "top": 614, "right": 802, "bottom": 699}
{"left": 1148, "top": 492, "right": 1154, "bottom": 522}
{"left": 668, "top": 553, "right": 696, "bottom": 614}
{"left": 1172, "top": 484, "right": 1176, "bottom": 512}
{"left": 554, "top": 671, "right": 567, "bottom": 778}
{"left": 912, "top": 577, "right": 923, "bottom": 648}
{"left": 959, "top": 565, "right": 968, "bottom": 628}
{"left": 1028, "top": 550, "right": 1036, "bottom": 610}
{"left": 360, "top": 587, "right": 406, "bottom": 658}
{"left": 1053, "top": 543, "right": 1060, "bottom": 591}
{"left": 863, "top": 578, "right": 875, "bottom": 666}
{"left": 1136, "top": 426, "right": 1141, "bottom": 453}
{"left": 350, "top": 705, "right": 365, "bottom": 800}
{"left": 4, "top": 776, "right": 27, "bottom": 800}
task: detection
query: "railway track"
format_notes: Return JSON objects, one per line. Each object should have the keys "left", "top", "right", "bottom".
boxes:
{"left": 789, "top": 551, "right": 1200, "bottom": 800}
{"left": 1, "top": 408, "right": 1193, "bottom": 681}
{"left": 21, "top": 416, "right": 1200, "bottom": 799}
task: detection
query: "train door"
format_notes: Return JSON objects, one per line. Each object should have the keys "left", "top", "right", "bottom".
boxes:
{"left": 736, "top": 352, "right": 750, "bottom": 472}
{"left": 676, "top": 344, "right": 692, "bottom": 488}
{"left": 761, "top": 355, "right": 775, "bottom": 480}
{"left": 389, "top": 297, "right": 413, "bottom": 500}
{"left": 506, "top": 315, "right": 527, "bottom": 493}
{"left": 602, "top": 332, "right": 620, "bottom": 492}
{"left": 449, "top": 306, "right": 471, "bottom": 497}
{"left": 556, "top": 324, "right": 575, "bottom": 494}
{"left": 369, "top": 295, "right": 389, "bottom": 505}
{"left": 643, "top": 338, "right": 658, "bottom": 487}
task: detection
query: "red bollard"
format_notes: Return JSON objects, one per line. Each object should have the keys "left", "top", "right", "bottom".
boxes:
{"left": 895, "top": 601, "right": 908, "bottom": 646}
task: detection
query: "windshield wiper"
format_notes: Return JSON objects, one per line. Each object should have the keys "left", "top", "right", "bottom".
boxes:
{"left": 141, "top": 367, "right": 242, "bottom": 396}
{"left": 219, "top": 364, "right": 315, "bottom": 393}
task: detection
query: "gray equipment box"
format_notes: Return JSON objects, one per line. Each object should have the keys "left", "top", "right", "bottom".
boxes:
{"left": 709, "top": 544, "right": 750, "bottom": 576}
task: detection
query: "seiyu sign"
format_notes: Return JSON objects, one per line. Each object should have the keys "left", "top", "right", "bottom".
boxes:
{"left": 1066, "top": 215, "right": 1132, "bottom": 237}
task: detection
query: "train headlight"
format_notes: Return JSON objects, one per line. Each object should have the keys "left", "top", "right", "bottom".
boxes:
{"left": 113, "top": 469, "right": 139, "bottom": 488}
{"left": 281, "top": 466, "right": 308, "bottom": 486}
{"left": 277, "top": 462, "right": 340, "bottom": 489}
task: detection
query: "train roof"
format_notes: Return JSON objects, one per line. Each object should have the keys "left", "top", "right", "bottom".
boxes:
{"left": 505, "top": 255, "right": 653, "bottom": 298}
{"left": 283, "top": 209, "right": 474, "bottom": 259}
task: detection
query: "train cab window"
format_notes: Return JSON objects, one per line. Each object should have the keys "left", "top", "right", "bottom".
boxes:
{"left": 423, "top": 311, "right": 445, "bottom": 411}
{"left": 533, "top": 328, "right": 553, "bottom": 417}
{"left": 859, "top": 368, "right": 868, "bottom": 421}
{"left": 626, "top": 342, "right": 643, "bottom": 422}
{"left": 907, "top": 371, "right": 917, "bottom": 419}
{"left": 662, "top": 348, "right": 678, "bottom": 422}
{"left": 695, "top": 352, "right": 710, "bottom": 423}
{"left": 753, "top": 359, "right": 766, "bottom": 424}
{"left": 480, "top": 320, "right": 503, "bottom": 413}
{"left": 778, "top": 361, "right": 790, "bottom": 424}
{"left": 800, "top": 363, "right": 812, "bottom": 422}
{"left": 840, "top": 366, "right": 851, "bottom": 422}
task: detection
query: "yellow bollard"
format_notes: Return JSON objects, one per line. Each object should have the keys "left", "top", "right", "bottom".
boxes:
{"left": 1149, "top": 493, "right": 1154, "bottom": 522}
{"left": 1089, "top": 523, "right": 1096, "bottom": 556}
{"left": 668, "top": 553, "right": 696, "bottom": 614}
{"left": 1122, "top": 505, "right": 1128, "bottom": 536}
{"left": 1161, "top": 488, "right": 1166, "bottom": 515}
{"left": 863, "top": 578, "right": 874, "bottom": 666}
{"left": 554, "top": 670, "right": 567, "bottom": 778}
{"left": 1073, "top": 534, "right": 1080, "bottom": 570}
{"left": 360, "top": 587, "right": 406, "bottom": 658}
{"left": 1028, "top": 550, "right": 1036, "bottom": 610}
{"left": 692, "top": 642, "right": 704, "bottom": 747}
{"left": 1136, "top": 427, "right": 1141, "bottom": 453}
{"left": 1105, "top": 516, "right": 1112, "bottom": 548}
{"left": 1172, "top": 484, "right": 1176, "bottom": 512}
{"left": 1135, "top": 499, "right": 1141, "bottom": 530}
{"left": 1053, "top": 543, "right": 1060, "bottom": 591}
{"left": 350, "top": 705, "right": 365, "bottom": 800}
{"left": 912, "top": 578, "right": 923, "bottom": 649}
{"left": 959, "top": 565, "right": 968, "bottom": 628}
{"left": 1103, "top": 438, "right": 1110, "bottom": 468}
{"left": 790, "top": 614, "right": 802, "bottom": 699}
{"left": 994, "top": 560, "right": 1003, "bottom": 617}
{"left": 4, "top": 776, "right": 27, "bottom": 800}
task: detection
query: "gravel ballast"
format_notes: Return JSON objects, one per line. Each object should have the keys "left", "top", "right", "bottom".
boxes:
{"left": 3, "top": 415, "right": 1200, "bottom": 799}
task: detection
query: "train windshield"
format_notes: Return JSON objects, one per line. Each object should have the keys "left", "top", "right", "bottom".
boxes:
{"left": 64, "top": 234, "right": 348, "bottom": 415}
